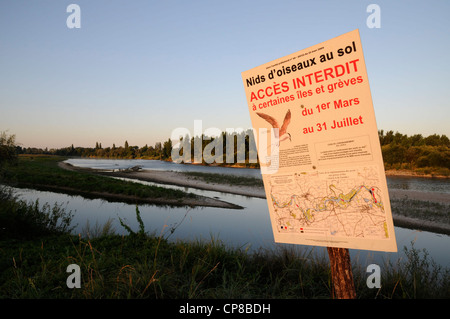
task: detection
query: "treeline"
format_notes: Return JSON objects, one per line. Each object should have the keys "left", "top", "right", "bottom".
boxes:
{"left": 15, "top": 129, "right": 259, "bottom": 167}
{"left": 13, "top": 130, "right": 450, "bottom": 175}
{"left": 379, "top": 130, "right": 449, "bottom": 175}
{"left": 16, "top": 140, "right": 174, "bottom": 161}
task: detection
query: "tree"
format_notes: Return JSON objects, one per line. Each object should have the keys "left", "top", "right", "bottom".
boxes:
{"left": 381, "top": 130, "right": 394, "bottom": 145}
{"left": 162, "top": 138, "right": 172, "bottom": 160}
{"left": 409, "top": 134, "right": 424, "bottom": 147}
{"left": 155, "top": 142, "right": 162, "bottom": 155}
{"left": 0, "top": 132, "right": 18, "bottom": 174}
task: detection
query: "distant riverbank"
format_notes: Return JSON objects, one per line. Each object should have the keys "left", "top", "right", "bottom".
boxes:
{"left": 62, "top": 154, "right": 450, "bottom": 178}
{"left": 87, "top": 163, "right": 449, "bottom": 202}
{"left": 385, "top": 169, "right": 449, "bottom": 179}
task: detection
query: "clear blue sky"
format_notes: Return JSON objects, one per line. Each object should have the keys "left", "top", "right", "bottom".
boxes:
{"left": 1, "top": 0, "right": 449, "bottom": 149}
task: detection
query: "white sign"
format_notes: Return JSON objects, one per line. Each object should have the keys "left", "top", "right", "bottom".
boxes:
{"left": 242, "top": 29, "right": 397, "bottom": 252}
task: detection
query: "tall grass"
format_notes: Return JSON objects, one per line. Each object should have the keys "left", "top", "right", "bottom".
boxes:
{"left": 353, "top": 242, "right": 450, "bottom": 299}
{"left": 0, "top": 186, "right": 75, "bottom": 240}
{"left": 0, "top": 187, "right": 449, "bottom": 298}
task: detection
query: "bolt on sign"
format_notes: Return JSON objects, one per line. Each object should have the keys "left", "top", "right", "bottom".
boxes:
{"left": 242, "top": 29, "right": 397, "bottom": 252}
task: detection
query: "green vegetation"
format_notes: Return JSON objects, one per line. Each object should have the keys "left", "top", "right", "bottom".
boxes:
{"left": 16, "top": 129, "right": 260, "bottom": 168}
{"left": 0, "top": 132, "right": 17, "bottom": 163}
{"left": 0, "top": 200, "right": 448, "bottom": 299}
{"left": 19, "top": 140, "right": 171, "bottom": 160}
{"left": 379, "top": 130, "right": 450, "bottom": 176}
{"left": 2, "top": 155, "right": 197, "bottom": 204}
{"left": 0, "top": 186, "right": 75, "bottom": 240}
{"left": 0, "top": 131, "right": 19, "bottom": 179}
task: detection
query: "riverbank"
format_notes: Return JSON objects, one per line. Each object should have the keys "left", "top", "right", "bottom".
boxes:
{"left": 61, "top": 162, "right": 450, "bottom": 236}
{"left": 2, "top": 156, "right": 243, "bottom": 210}
{"left": 385, "top": 169, "right": 449, "bottom": 179}
{"left": 93, "top": 166, "right": 268, "bottom": 199}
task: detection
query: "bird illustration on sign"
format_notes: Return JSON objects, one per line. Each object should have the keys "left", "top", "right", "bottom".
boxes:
{"left": 256, "top": 109, "right": 292, "bottom": 145}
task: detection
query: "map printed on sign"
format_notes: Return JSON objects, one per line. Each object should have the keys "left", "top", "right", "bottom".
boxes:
{"left": 242, "top": 29, "right": 397, "bottom": 252}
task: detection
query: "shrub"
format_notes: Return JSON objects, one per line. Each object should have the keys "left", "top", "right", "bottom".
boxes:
{"left": 0, "top": 186, "right": 75, "bottom": 240}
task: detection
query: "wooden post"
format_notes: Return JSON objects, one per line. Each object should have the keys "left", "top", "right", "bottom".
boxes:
{"left": 327, "top": 247, "right": 356, "bottom": 299}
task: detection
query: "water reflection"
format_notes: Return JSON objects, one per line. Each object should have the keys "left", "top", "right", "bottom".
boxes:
{"left": 65, "top": 158, "right": 262, "bottom": 178}
{"left": 66, "top": 158, "right": 450, "bottom": 194}
{"left": 11, "top": 184, "right": 450, "bottom": 269}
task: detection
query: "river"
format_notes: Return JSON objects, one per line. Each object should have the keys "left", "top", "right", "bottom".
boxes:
{"left": 12, "top": 158, "right": 450, "bottom": 269}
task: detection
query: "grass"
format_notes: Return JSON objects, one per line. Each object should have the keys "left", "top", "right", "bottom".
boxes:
{"left": 0, "top": 204, "right": 332, "bottom": 298}
{"left": 0, "top": 185, "right": 75, "bottom": 240}
{"left": 0, "top": 193, "right": 449, "bottom": 299}
{"left": 3, "top": 155, "right": 197, "bottom": 204}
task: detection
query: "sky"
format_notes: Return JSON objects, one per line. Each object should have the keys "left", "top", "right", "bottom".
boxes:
{"left": 1, "top": 0, "right": 449, "bottom": 149}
